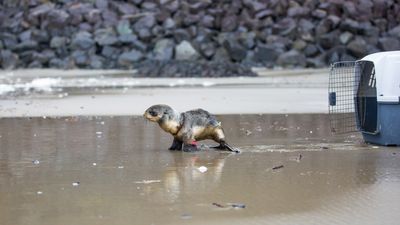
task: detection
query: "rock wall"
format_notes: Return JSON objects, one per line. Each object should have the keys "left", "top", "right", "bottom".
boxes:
{"left": 1, "top": 0, "right": 400, "bottom": 71}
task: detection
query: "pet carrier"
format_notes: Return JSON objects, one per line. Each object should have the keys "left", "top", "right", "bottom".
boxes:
{"left": 329, "top": 51, "right": 400, "bottom": 146}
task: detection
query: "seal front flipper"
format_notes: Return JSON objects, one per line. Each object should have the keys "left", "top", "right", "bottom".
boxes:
{"left": 169, "top": 139, "right": 183, "bottom": 151}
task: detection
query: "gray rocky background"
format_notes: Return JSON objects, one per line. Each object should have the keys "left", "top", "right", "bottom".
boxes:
{"left": 1, "top": 0, "right": 400, "bottom": 76}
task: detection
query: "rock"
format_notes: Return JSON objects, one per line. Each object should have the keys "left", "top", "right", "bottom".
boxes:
{"left": 287, "top": 6, "right": 310, "bottom": 17}
{"left": 118, "top": 50, "right": 143, "bottom": 66}
{"left": 137, "top": 28, "right": 152, "bottom": 41}
{"left": 0, "top": 33, "right": 18, "bottom": 50}
{"left": 117, "top": 20, "right": 133, "bottom": 35}
{"left": 200, "top": 15, "right": 215, "bottom": 28}
{"left": 71, "top": 50, "right": 89, "bottom": 67}
{"left": 277, "top": 50, "right": 306, "bottom": 67}
{"left": 141, "top": 2, "right": 157, "bottom": 11}
{"left": 0, "top": 50, "right": 19, "bottom": 69}
{"left": 312, "top": 9, "right": 327, "bottom": 18}
{"left": 95, "top": 28, "right": 118, "bottom": 46}
{"left": 19, "top": 30, "right": 32, "bottom": 42}
{"left": 221, "top": 15, "right": 238, "bottom": 32}
{"left": 359, "top": 22, "right": 379, "bottom": 37}
{"left": 378, "top": 37, "right": 400, "bottom": 51}
{"left": 28, "top": 60, "right": 43, "bottom": 68}
{"left": 173, "top": 29, "right": 191, "bottom": 43}
{"left": 388, "top": 25, "right": 400, "bottom": 38}
{"left": 47, "top": 9, "right": 70, "bottom": 26}
{"left": 255, "top": 9, "right": 273, "bottom": 19}
{"left": 49, "top": 58, "right": 70, "bottom": 69}
{"left": 340, "top": 19, "right": 362, "bottom": 33}
{"left": 130, "top": 0, "right": 143, "bottom": 5}
{"left": 199, "top": 42, "right": 216, "bottom": 59}
{"left": 89, "top": 55, "right": 105, "bottom": 69}
{"left": 50, "top": 36, "right": 67, "bottom": 48}
{"left": 253, "top": 45, "right": 281, "bottom": 63}
{"left": 303, "top": 44, "right": 319, "bottom": 57}
{"left": 153, "top": 39, "right": 175, "bottom": 61}
{"left": 238, "top": 32, "right": 256, "bottom": 49}
{"left": 272, "top": 18, "right": 296, "bottom": 37}
{"left": 95, "top": 0, "right": 108, "bottom": 10}
{"left": 71, "top": 32, "right": 94, "bottom": 50}
{"left": 119, "top": 34, "right": 137, "bottom": 44}
{"left": 110, "top": 1, "right": 138, "bottom": 15}
{"left": 223, "top": 38, "right": 247, "bottom": 62}
{"left": 242, "top": 0, "right": 266, "bottom": 13}
{"left": 175, "top": 41, "right": 200, "bottom": 60}
{"left": 134, "top": 15, "right": 156, "bottom": 32}
{"left": 163, "top": 18, "right": 176, "bottom": 30}
{"left": 164, "top": 0, "right": 179, "bottom": 13}
{"left": 33, "top": 50, "right": 56, "bottom": 64}
{"left": 315, "top": 19, "right": 333, "bottom": 36}
{"left": 188, "top": 1, "right": 212, "bottom": 14}
{"left": 31, "top": 29, "right": 50, "bottom": 44}
{"left": 30, "top": 3, "right": 54, "bottom": 17}
{"left": 101, "top": 9, "right": 119, "bottom": 26}
{"left": 347, "top": 37, "right": 368, "bottom": 58}
{"left": 292, "top": 39, "right": 307, "bottom": 51}
{"left": 318, "top": 32, "right": 339, "bottom": 49}
{"left": 86, "top": 9, "right": 102, "bottom": 24}
{"left": 339, "top": 32, "right": 353, "bottom": 45}
{"left": 14, "top": 40, "right": 39, "bottom": 52}
{"left": 101, "top": 46, "right": 121, "bottom": 59}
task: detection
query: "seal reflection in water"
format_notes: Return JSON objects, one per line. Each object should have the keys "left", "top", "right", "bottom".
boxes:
{"left": 144, "top": 104, "right": 238, "bottom": 153}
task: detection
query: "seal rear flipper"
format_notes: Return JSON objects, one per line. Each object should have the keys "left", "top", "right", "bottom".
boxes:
{"left": 211, "top": 142, "right": 240, "bottom": 153}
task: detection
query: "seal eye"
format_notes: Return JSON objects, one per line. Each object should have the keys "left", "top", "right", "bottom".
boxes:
{"left": 149, "top": 110, "right": 158, "bottom": 117}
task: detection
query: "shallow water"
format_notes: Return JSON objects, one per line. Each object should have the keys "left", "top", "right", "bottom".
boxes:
{"left": 1, "top": 114, "right": 399, "bottom": 225}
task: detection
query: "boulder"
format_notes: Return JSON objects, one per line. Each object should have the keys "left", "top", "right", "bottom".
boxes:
{"left": 221, "top": 15, "right": 238, "bottom": 32}
{"left": 0, "top": 50, "right": 19, "bottom": 69}
{"left": 153, "top": 39, "right": 175, "bottom": 61}
{"left": 71, "top": 31, "right": 94, "bottom": 50}
{"left": 118, "top": 50, "right": 143, "bottom": 66}
{"left": 223, "top": 38, "right": 247, "bottom": 62}
{"left": 117, "top": 20, "right": 133, "bottom": 35}
{"left": 238, "top": 32, "right": 256, "bottom": 49}
{"left": 339, "top": 32, "right": 353, "bottom": 45}
{"left": 175, "top": 41, "right": 200, "bottom": 60}
{"left": 47, "top": 9, "right": 70, "bottom": 26}
{"left": 71, "top": 50, "right": 89, "bottom": 67}
{"left": 95, "top": 28, "right": 118, "bottom": 46}
{"left": 277, "top": 50, "right": 306, "bottom": 67}
{"left": 378, "top": 37, "right": 400, "bottom": 51}
{"left": 347, "top": 37, "right": 368, "bottom": 58}
{"left": 254, "top": 44, "right": 281, "bottom": 63}
{"left": 50, "top": 36, "right": 68, "bottom": 49}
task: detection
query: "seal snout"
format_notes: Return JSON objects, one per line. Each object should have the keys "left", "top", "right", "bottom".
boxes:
{"left": 144, "top": 105, "right": 165, "bottom": 122}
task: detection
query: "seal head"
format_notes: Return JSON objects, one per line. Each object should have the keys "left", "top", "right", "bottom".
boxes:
{"left": 144, "top": 104, "right": 182, "bottom": 135}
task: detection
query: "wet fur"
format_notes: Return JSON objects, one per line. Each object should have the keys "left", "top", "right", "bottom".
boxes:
{"left": 144, "top": 105, "right": 236, "bottom": 152}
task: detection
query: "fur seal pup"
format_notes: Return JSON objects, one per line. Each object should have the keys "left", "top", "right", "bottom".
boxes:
{"left": 144, "top": 104, "right": 238, "bottom": 153}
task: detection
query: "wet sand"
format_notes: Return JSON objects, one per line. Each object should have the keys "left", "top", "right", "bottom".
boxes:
{"left": 1, "top": 114, "right": 399, "bottom": 225}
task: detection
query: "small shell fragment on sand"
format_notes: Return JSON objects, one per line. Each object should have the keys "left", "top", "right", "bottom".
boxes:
{"left": 198, "top": 166, "right": 208, "bottom": 173}
{"left": 134, "top": 180, "right": 162, "bottom": 184}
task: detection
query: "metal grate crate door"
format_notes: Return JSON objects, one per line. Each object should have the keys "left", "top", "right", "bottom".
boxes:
{"left": 328, "top": 61, "right": 358, "bottom": 133}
